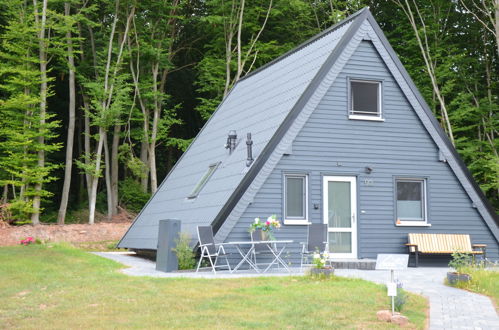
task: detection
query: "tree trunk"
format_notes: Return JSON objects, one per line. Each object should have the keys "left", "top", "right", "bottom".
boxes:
{"left": 88, "top": 129, "right": 105, "bottom": 225}
{"left": 150, "top": 64, "right": 160, "bottom": 193}
{"left": 31, "top": 0, "right": 49, "bottom": 225}
{"left": 103, "top": 133, "right": 113, "bottom": 220}
{"left": 111, "top": 124, "right": 120, "bottom": 214}
{"left": 82, "top": 94, "right": 92, "bottom": 201}
{"left": 57, "top": 2, "right": 76, "bottom": 225}
{"left": 140, "top": 139, "right": 149, "bottom": 192}
{"left": 1, "top": 185, "right": 8, "bottom": 204}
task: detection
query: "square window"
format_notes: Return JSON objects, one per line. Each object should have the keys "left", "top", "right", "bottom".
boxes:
{"left": 350, "top": 80, "right": 381, "bottom": 118}
{"left": 284, "top": 174, "right": 308, "bottom": 221}
{"left": 396, "top": 179, "right": 426, "bottom": 222}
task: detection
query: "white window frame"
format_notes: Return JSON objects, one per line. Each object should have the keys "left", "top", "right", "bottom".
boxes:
{"left": 395, "top": 178, "right": 429, "bottom": 226}
{"left": 283, "top": 173, "right": 309, "bottom": 225}
{"left": 348, "top": 79, "right": 384, "bottom": 121}
{"left": 187, "top": 162, "right": 220, "bottom": 199}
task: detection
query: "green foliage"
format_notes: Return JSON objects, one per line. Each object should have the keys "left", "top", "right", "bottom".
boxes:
{"left": 172, "top": 232, "right": 196, "bottom": 270}
{"left": 449, "top": 251, "right": 472, "bottom": 274}
{"left": 394, "top": 289, "right": 408, "bottom": 312}
{"left": 7, "top": 199, "right": 34, "bottom": 225}
{"left": 118, "top": 178, "right": 150, "bottom": 212}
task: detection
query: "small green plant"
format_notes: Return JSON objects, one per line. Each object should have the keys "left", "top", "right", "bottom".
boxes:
{"left": 312, "top": 248, "right": 330, "bottom": 269}
{"left": 393, "top": 281, "right": 408, "bottom": 312}
{"left": 8, "top": 199, "right": 34, "bottom": 225}
{"left": 449, "top": 251, "right": 472, "bottom": 274}
{"left": 172, "top": 233, "right": 196, "bottom": 270}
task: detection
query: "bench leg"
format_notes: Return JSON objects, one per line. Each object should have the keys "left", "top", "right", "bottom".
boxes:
{"left": 415, "top": 251, "right": 419, "bottom": 268}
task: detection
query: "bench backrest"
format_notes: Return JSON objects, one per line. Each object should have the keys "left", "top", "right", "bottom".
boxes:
{"left": 408, "top": 233, "right": 473, "bottom": 253}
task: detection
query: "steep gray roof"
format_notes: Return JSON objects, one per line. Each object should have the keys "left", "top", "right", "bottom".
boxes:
{"left": 118, "top": 7, "right": 498, "bottom": 250}
{"left": 117, "top": 9, "right": 361, "bottom": 249}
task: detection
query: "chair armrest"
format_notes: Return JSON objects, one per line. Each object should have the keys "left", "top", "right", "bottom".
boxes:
{"left": 472, "top": 244, "right": 487, "bottom": 248}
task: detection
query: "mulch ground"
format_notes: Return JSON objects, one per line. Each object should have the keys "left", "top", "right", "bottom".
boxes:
{"left": 0, "top": 212, "right": 133, "bottom": 246}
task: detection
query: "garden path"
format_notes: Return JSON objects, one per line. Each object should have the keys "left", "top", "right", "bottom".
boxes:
{"left": 336, "top": 268, "right": 498, "bottom": 330}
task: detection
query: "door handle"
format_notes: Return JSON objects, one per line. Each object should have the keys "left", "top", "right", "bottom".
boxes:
{"left": 352, "top": 212, "right": 356, "bottom": 224}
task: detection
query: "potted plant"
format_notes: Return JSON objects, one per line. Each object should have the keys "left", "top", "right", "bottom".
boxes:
{"left": 310, "top": 249, "right": 334, "bottom": 277}
{"left": 447, "top": 251, "right": 472, "bottom": 284}
{"left": 249, "top": 215, "right": 281, "bottom": 240}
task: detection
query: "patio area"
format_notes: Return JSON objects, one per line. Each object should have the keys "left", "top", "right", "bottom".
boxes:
{"left": 94, "top": 251, "right": 499, "bottom": 329}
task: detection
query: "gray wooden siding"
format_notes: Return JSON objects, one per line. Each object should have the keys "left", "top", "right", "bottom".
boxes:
{"left": 225, "top": 40, "right": 498, "bottom": 262}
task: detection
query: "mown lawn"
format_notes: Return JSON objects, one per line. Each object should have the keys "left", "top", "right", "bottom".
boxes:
{"left": 451, "top": 266, "right": 499, "bottom": 310}
{"left": 0, "top": 244, "right": 427, "bottom": 329}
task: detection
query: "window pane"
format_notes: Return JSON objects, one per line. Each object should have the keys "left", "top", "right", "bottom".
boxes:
{"left": 397, "top": 181, "right": 423, "bottom": 219}
{"left": 286, "top": 177, "right": 304, "bottom": 218}
{"left": 327, "top": 181, "right": 351, "bottom": 228}
{"left": 351, "top": 81, "right": 379, "bottom": 115}
{"left": 329, "top": 232, "right": 351, "bottom": 253}
{"left": 189, "top": 163, "right": 218, "bottom": 198}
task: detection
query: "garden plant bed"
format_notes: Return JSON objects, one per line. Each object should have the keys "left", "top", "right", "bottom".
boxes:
{"left": 0, "top": 244, "right": 427, "bottom": 329}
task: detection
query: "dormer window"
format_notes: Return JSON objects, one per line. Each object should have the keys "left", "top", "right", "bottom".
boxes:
{"left": 349, "top": 79, "right": 383, "bottom": 121}
{"left": 187, "top": 162, "right": 220, "bottom": 199}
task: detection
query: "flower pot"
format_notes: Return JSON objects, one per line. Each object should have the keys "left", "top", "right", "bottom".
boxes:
{"left": 310, "top": 267, "right": 335, "bottom": 277}
{"left": 447, "top": 272, "right": 471, "bottom": 284}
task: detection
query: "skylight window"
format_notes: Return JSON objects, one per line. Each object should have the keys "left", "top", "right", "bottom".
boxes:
{"left": 187, "top": 162, "right": 220, "bottom": 199}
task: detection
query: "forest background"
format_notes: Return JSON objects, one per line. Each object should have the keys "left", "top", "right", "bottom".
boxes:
{"left": 0, "top": 0, "right": 497, "bottom": 225}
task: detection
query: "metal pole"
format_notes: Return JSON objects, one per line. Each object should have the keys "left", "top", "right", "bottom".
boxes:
{"left": 391, "top": 269, "right": 395, "bottom": 315}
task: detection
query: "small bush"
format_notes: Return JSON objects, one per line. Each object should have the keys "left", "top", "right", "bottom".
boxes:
{"left": 394, "top": 290, "right": 408, "bottom": 312}
{"left": 7, "top": 199, "right": 34, "bottom": 225}
{"left": 172, "top": 233, "right": 196, "bottom": 270}
{"left": 119, "top": 178, "right": 150, "bottom": 212}
{"left": 449, "top": 251, "right": 472, "bottom": 273}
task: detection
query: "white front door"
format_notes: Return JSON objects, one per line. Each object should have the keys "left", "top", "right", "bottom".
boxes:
{"left": 323, "top": 176, "right": 357, "bottom": 258}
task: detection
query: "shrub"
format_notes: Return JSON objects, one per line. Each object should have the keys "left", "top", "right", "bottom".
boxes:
{"left": 449, "top": 251, "right": 472, "bottom": 274}
{"left": 172, "top": 233, "right": 196, "bottom": 270}
{"left": 119, "top": 178, "right": 150, "bottom": 212}
{"left": 7, "top": 199, "right": 34, "bottom": 225}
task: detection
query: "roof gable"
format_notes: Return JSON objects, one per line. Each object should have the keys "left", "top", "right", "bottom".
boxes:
{"left": 215, "top": 10, "right": 498, "bottom": 244}
{"left": 119, "top": 8, "right": 498, "bottom": 250}
{"left": 117, "top": 9, "right": 361, "bottom": 249}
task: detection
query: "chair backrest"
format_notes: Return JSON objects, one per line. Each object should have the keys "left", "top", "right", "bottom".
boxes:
{"left": 408, "top": 233, "right": 473, "bottom": 253}
{"left": 197, "top": 226, "right": 217, "bottom": 254}
{"left": 308, "top": 223, "right": 327, "bottom": 253}
{"left": 251, "top": 229, "right": 268, "bottom": 252}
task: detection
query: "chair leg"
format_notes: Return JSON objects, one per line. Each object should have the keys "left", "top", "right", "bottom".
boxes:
{"left": 207, "top": 254, "right": 216, "bottom": 273}
{"left": 196, "top": 248, "right": 206, "bottom": 273}
{"left": 224, "top": 254, "right": 231, "bottom": 272}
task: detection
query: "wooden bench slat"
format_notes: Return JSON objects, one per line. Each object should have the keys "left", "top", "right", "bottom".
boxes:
{"left": 408, "top": 233, "right": 476, "bottom": 254}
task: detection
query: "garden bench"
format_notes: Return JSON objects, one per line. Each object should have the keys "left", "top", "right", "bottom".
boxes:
{"left": 405, "top": 233, "right": 486, "bottom": 267}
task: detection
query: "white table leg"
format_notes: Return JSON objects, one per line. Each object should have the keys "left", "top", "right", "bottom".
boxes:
{"left": 231, "top": 245, "right": 259, "bottom": 273}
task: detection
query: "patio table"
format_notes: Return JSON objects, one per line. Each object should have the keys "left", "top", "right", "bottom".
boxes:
{"left": 222, "top": 240, "right": 293, "bottom": 273}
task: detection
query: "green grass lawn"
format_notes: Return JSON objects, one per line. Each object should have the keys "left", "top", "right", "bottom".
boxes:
{"left": 0, "top": 244, "right": 427, "bottom": 329}
{"left": 451, "top": 266, "right": 499, "bottom": 310}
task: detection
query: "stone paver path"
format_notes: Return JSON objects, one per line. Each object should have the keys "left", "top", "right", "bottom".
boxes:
{"left": 94, "top": 252, "right": 498, "bottom": 329}
{"left": 336, "top": 268, "right": 499, "bottom": 330}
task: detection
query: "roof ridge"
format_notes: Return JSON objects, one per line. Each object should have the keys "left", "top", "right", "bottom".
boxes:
{"left": 237, "top": 7, "right": 369, "bottom": 83}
